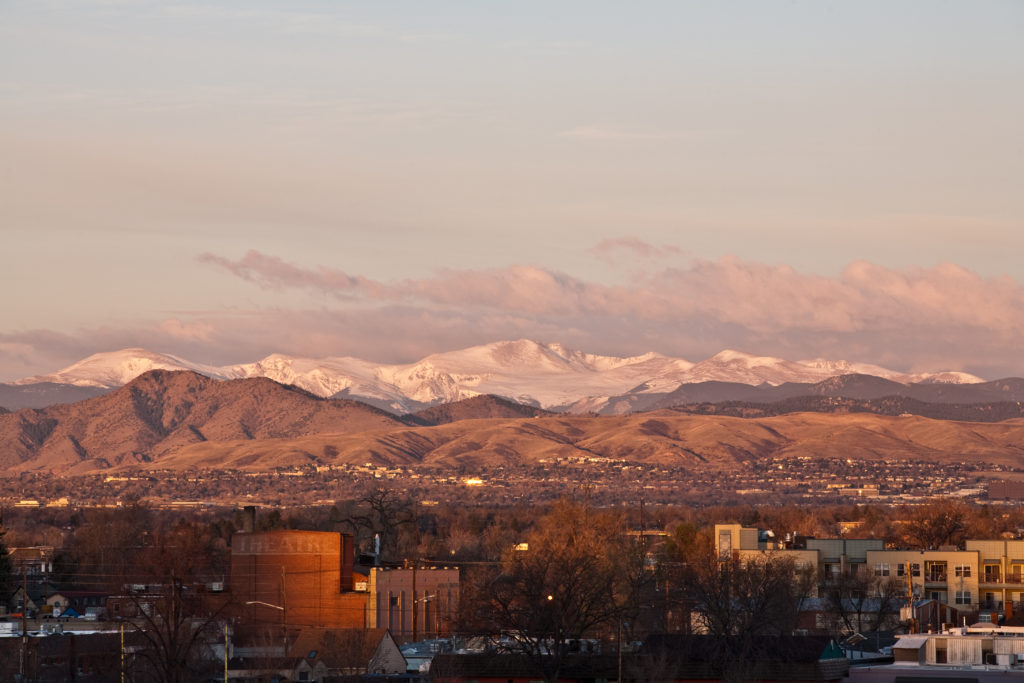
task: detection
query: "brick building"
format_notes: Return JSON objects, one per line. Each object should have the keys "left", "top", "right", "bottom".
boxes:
{"left": 229, "top": 529, "right": 459, "bottom": 635}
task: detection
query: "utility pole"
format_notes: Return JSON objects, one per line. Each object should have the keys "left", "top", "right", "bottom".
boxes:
{"left": 906, "top": 562, "right": 916, "bottom": 634}
{"left": 280, "top": 566, "right": 287, "bottom": 626}
{"left": 20, "top": 567, "right": 27, "bottom": 681}
{"left": 412, "top": 560, "right": 418, "bottom": 642}
{"left": 616, "top": 620, "right": 623, "bottom": 683}
{"left": 281, "top": 566, "right": 288, "bottom": 656}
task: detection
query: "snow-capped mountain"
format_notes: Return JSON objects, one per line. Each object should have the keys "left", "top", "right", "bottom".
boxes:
{"left": 10, "top": 340, "right": 986, "bottom": 413}
{"left": 14, "top": 348, "right": 228, "bottom": 388}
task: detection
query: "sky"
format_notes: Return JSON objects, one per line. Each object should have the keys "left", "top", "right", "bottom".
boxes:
{"left": 2, "top": 0, "right": 1023, "bottom": 381}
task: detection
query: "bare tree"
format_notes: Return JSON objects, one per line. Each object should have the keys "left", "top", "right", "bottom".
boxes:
{"left": 462, "top": 500, "right": 644, "bottom": 683}
{"left": 903, "top": 499, "right": 969, "bottom": 549}
{"left": 820, "top": 568, "right": 902, "bottom": 636}
{"left": 342, "top": 485, "right": 418, "bottom": 561}
{"left": 683, "top": 547, "right": 815, "bottom": 681}
{"left": 121, "top": 521, "right": 229, "bottom": 683}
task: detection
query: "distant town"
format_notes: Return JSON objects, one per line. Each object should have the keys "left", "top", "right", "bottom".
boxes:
{"left": 2, "top": 456, "right": 1021, "bottom": 510}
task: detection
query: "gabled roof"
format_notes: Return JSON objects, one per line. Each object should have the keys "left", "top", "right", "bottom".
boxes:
{"left": 287, "top": 627, "right": 394, "bottom": 671}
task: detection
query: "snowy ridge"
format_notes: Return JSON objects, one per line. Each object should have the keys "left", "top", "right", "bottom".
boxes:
{"left": 14, "top": 340, "right": 986, "bottom": 413}
{"left": 14, "top": 348, "right": 229, "bottom": 388}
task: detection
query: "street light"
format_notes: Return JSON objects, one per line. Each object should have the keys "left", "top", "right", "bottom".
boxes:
{"left": 244, "top": 600, "right": 284, "bottom": 612}
{"left": 412, "top": 593, "right": 437, "bottom": 641}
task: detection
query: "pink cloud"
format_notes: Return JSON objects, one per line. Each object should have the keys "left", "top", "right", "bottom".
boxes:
{"left": 196, "top": 249, "right": 1024, "bottom": 337}
{"left": 4, "top": 254, "right": 1024, "bottom": 383}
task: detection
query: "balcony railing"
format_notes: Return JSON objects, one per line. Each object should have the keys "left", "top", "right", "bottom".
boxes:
{"left": 925, "top": 571, "right": 947, "bottom": 583}
{"left": 978, "top": 600, "right": 1004, "bottom": 611}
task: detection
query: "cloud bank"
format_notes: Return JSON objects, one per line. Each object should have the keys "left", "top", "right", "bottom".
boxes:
{"left": 4, "top": 249, "right": 1024, "bottom": 382}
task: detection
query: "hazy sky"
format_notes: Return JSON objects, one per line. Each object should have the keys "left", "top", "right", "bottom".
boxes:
{"left": 2, "top": 1, "right": 1023, "bottom": 381}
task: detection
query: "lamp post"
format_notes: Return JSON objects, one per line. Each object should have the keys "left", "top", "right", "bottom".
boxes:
{"left": 412, "top": 593, "right": 435, "bottom": 642}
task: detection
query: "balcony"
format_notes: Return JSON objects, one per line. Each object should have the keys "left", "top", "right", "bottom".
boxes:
{"left": 978, "top": 600, "right": 1004, "bottom": 611}
{"left": 925, "top": 571, "right": 948, "bottom": 583}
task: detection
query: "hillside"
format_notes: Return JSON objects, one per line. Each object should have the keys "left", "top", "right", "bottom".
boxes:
{"left": 666, "top": 396, "right": 1024, "bottom": 422}
{"left": 4, "top": 369, "right": 1024, "bottom": 476}
{"left": 127, "top": 411, "right": 1024, "bottom": 473}
{"left": 407, "top": 394, "right": 553, "bottom": 426}
{"left": 0, "top": 370, "right": 405, "bottom": 474}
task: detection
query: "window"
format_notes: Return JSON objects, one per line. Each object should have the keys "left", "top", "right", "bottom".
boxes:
{"left": 955, "top": 591, "right": 972, "bottom": 605}
{"left": 874, "top": 563, "right": 890, "bottom": 577}
{"left": 955, "top": 564, "right": 972, "bottom": 578}
{"left": 978, "top": 613, "right": 992, "bottom": 623}
{"left": 926, "top": 561, "right": 947, "bottom": 581}
{"left": 897, "top": 563, "right": 922, "bottom": 577}
{"left": 718, "top": 530, "right": 732, "bottom": 560}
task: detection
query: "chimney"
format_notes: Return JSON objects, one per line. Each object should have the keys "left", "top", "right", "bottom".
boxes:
{"left": 242, "top": 506, "right": 257, "bottom": 533}
{"left": 340, "top": 533, "right": 354, "bottom": 592}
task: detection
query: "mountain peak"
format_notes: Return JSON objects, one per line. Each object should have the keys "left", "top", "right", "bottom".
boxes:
{"left": 8, "top": 341, "right": 990, "bottom": 414}
{"left": 14, "top": 348, "right": 216, "bottom": 389}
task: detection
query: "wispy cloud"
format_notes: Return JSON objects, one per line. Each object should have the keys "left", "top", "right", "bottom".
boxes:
{"left": 588, "top": 237, "right": 683, "bottom": 264}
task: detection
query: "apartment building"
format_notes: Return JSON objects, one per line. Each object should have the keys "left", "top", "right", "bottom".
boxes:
{"left": 864, "top": 548, "right": 978, "bottom": 608}
{"left": 966, "top": 539, "right": 1024, "bottom": 615}
{"left": 714, "top": 524, "right": 1024, "bottom": 617}
{"left": 715, "top": 524, "right": 884, "bottom": 595}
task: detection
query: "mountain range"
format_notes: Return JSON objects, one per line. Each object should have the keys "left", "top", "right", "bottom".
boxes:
{"left": 1, "top": 340, "right": 994, "bottom": 413}
{"left": 3, "top": 369, "right": 1024, "bottom": 476}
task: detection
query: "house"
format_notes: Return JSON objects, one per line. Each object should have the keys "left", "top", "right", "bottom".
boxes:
{"left": 7, "top": 546, "right": 56, "bottom": 578}
{"left": 45, "top": 590, "right": 109, "bottom": 618}
{"left": 226, "top": 626, "right": 405, "bottom": 682}
{"left": 7, "top": 580, "right": 61, "bottom": 616}
{"left": 288, "top": 628, "right": 406, "bottom": 676}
